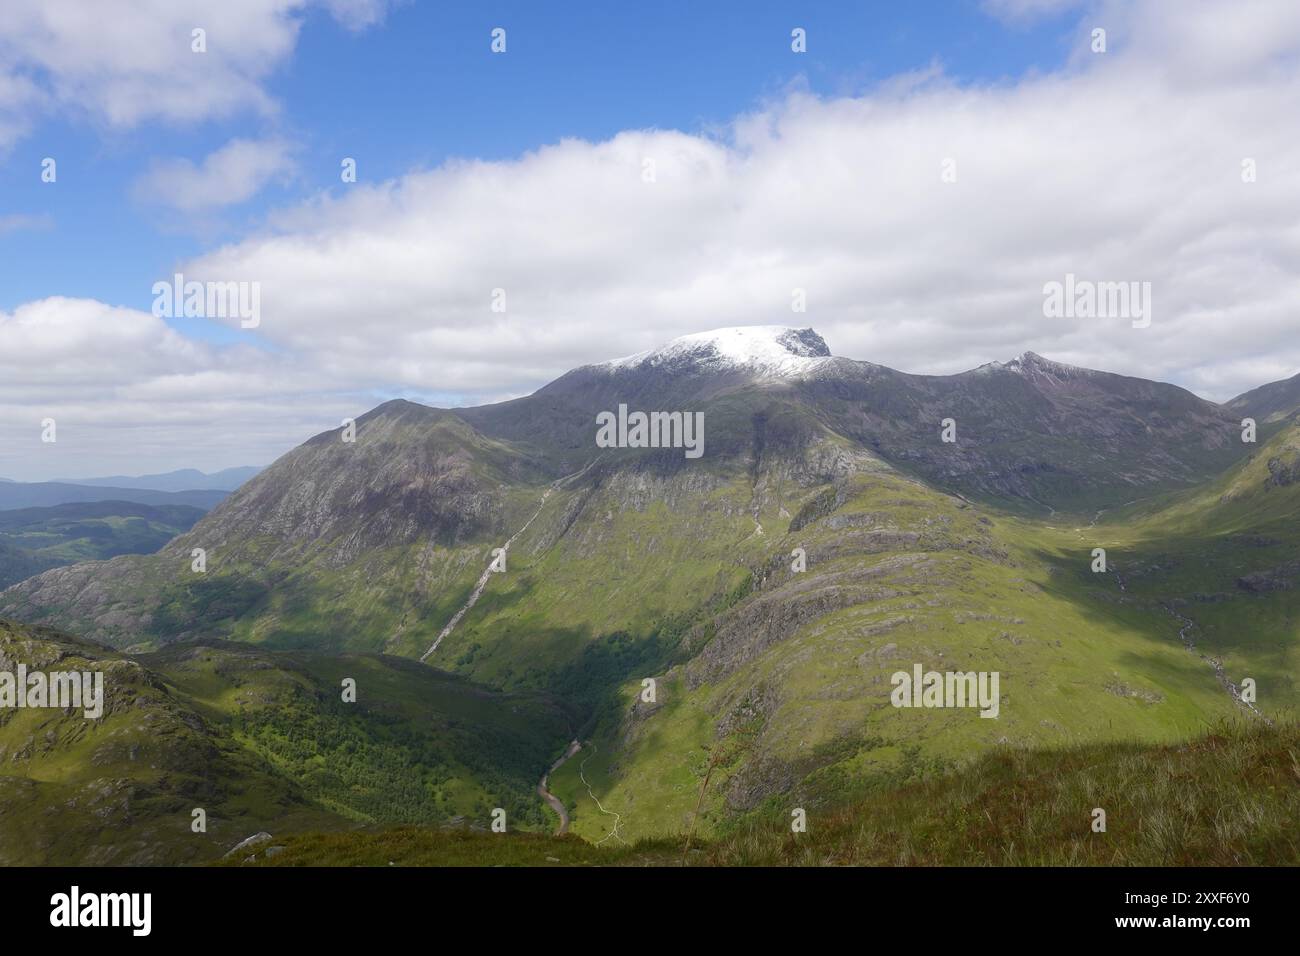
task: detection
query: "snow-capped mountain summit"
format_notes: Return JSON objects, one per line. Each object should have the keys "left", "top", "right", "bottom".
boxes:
{"left": 1004, "top": 351, "right": 1095, "bottom": 380}
{"left": 971, "top": 351, "right": 1096, "bottom": 383}
{"left": 605, "top": 326, "right": 833, "bottom": 378}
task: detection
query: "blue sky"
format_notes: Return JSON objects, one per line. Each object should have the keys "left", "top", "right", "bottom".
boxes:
{"left": 3, "top": 0, "right": 1299, "bottom": 480}
{"left": 1, "top": 1, "right": 1078, "bottom": 323}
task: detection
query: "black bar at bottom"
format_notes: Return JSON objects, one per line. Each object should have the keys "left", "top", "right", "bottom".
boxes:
{"left": 0, "top": 865, "right": 1284, "bottom": 942}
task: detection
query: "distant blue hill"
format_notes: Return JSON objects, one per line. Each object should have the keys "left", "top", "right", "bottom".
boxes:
{"left": 0, "top": 483, "right": 227, "bottom": 511}
{"left": 0, "top": 500, "right": 208, "bottom": 589}
{"left": 47, "top": 466, "right": 262, "bottom": 493}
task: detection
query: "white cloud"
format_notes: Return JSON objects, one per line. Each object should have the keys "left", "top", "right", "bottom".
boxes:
{"left": 6, "top": 0, "right": 1300, "bottom": 479}
{"left": 134, "top": 137, "right": 297, "bottom": 212}
{"left": 0, "top": 0, "right": 394, "bottom": 149}
{"left": 0, "top": 298, "right": 363, "bottom": 480}
{"left": 982, "top": 0, "right": 1089, "bottom": 24}
{"left": 322, "top": 0, "right": 396, "bottom": 31}
{"left": 179, "top": 0, "right": 1300, "bottom": 406}
{"left": 0, "top": 212, "right": 52, "bottom": 235}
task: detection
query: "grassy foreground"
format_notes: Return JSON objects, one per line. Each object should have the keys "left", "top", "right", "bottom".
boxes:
{"left": 227, "top": 718, "right": 1298, "bottom": 867}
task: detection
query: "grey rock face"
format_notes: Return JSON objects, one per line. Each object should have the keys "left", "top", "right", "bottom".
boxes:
{"left": 223, "top": 831, "right": 273, "bottom": 858}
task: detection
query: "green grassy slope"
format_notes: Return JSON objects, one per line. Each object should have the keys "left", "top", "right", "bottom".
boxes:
{"left": 227, "top": 719, "right": 1299, "bottom": 866}
{"left": 0, "top": 620, "right": 335, "bottom": 865}
{"left": 520, "top": 428, "right": 1299, "bottom": 847}
{"left": 2, "top": 398, "right": 1295, "bottom": 857}
{"left": 83, "top": 402, "right": 1285, "bottom": 851}
{"left": 0, "top": 406, "right": 551, "bottom": 651}
{"left": 1013, "top": 422, "right": 1300, "bottom": 726}
{"left": 0, "top": 620, "right": 572, "bottom": 864}
{"left": 543, "top": 466, "right": 1263, "bottom": 844}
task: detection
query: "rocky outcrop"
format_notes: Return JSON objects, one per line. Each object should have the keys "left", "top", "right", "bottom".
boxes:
{"left": 1266, "top": 452, "right": 1300, "bottom": 488}
{"left": 1237, "top": 561, "right": 1300, "bottom": 593}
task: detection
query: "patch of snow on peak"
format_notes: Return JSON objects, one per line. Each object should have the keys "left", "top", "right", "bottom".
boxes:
{"left": 1005, "top": 352, "right": 1094, "bottom": 377}
{"left": 607, "top": 326, "right": 832, "bottom": 378}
